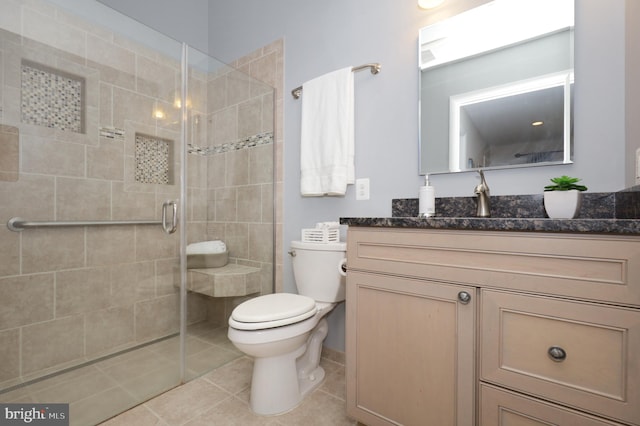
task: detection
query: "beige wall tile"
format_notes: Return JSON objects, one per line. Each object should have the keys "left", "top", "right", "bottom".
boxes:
{"left": 206, "top": 154, "right": 226, "bottom": 189}
{"left": 87, "top": 34, "right": 135, "bottom": 76}
{"left": 210, "top": 107, "right": 237, "bottom": 145}
{"left": 135, "top": 294, "right": 179, "bottom": 342}
{"left": 214, "top": 187, "right": 237, "bottom": 222}
{"left": 249, "top": 144, "right": 273, "bottom": 185}
{"left": 91, "top": 58, "right": 136, "bottom": 91}
{"left": 111, "top": 183, "right": 156, "bottom": 221}
{"left": 226, "top": 149, "right": 249, "bottom": 186}
{"left": 249, "top": 223, "right": 273, "bottom": 263}
{"left": 21, "top": 135, "right": 85, "bottom": 177}
{"left": 225, "top": 223, "right": 248, "bottom": 260}
{"left": 186, "top": 293, "right": 208, "bottom": 324}
{"left": 85, "top": 306, "right": 134, "bottom": 356}
{"left": 187, "top": 153, "right": 207, "bottom": 189}
{"left": 0, "top": 328, "right": 20, "bottom": 382}
{"left": 113, "top": 88, "right": 155, "bottom": 129}
{"left": 135, "top": 226, "right": 177, "bottom": 261}
{"left": 86, "top": 226, "right": 136, "bottom": 267}
{"left": 0, "top": 227, "right": 19, "bottom": 277}
{"left": 207, "top": 74, "right": 226, "bottom": 112}
{"left": 21, "top": 7, "right": 86, "bottom": 59}
{"left": 226, "top": 71, "right": 253, "bottom": 106}
{"left": 188, "top": 75, "right": 207, "bottom": 114}
{"left": 22, "top": 315, "right": 84, "bottom": 375}
{"left": 0, "top": 124, "right": 18, "bottom": 182}
{"left": 56, "top": 177, "right": 111, "bottom": 221}
{"left": 110, "top": 261, "right": 156, "bottom": 306}
{"left": 21, "top": 228, "right": 84, "bottom": 274}
{"left": 237, "top": 98, "right": 262, "bottom": 139}
{"left": 0, "top": 1, "right": 21, "bottom": 35}
{"left": 87, "top": 140, "right": 124, "bottom": 181}
{"left": 0, "top": 273, "right": 53, "bottom": 330}
{"left": 189, "top": 188, "right": 208, "bottom": 222}
{"left": 56, "top": 267, "right": 110, "bottom": 316}
{"left": 261, "top": 184, "right": 274, "bottom": 224}
{"left": 237, "top": 185, "right": 261, "bottom": 223}
{"left": 0, "top": 174, "right": 54, "bottom": 222}
{"left": 156, "top": 258, "right": 179, "bottom": 296}
{"left": 249, "top": 51, "right": 279, "bottom": 90}
{"left": 261, "top": 92, "right": 275, "bottom": 133}
{"left": 136, "top": 55, "right": 177, "bottom": 103}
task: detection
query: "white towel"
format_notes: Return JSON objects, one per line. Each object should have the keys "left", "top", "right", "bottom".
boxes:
{"left": 300, "top": 67, "right": 354, "bottom": 196}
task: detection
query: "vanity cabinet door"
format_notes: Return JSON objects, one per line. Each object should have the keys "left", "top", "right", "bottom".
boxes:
{"left": 346, "top": 271, "right": 475, "bottom": 426}
{"left": 481, "top": 289, "right": 640, "bottom": 425}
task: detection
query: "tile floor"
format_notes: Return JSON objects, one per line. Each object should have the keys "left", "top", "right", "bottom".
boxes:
{"left": 1, "top": 322, "right": 355, "bottom": 425}
{"left": 101, "top": 353, "right": 356, "bottom": 426}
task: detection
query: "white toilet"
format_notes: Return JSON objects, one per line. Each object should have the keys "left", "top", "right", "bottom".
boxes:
{"left": 227, "top": 240, "right": 347, "bottom": 415}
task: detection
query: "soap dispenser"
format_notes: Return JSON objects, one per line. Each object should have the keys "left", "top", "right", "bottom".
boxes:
{"left": 419, "top": 175, "right": 435, "bottom": 218}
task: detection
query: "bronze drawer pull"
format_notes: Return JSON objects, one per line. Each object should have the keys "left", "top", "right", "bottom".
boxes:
{"left": 548, "top": 346, "right": 567, "bottom": 362}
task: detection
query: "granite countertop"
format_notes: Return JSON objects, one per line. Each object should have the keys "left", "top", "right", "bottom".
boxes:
{"left": 339, "top": 216, "right": 640, "bottom": 235}
{"left": 340, "top": 191, "right": 640, "bottom": 235}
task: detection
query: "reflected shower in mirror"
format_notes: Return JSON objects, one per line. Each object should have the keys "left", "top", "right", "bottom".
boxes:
{"left": 419, "top": 0, "right": 574, "bottom": 175}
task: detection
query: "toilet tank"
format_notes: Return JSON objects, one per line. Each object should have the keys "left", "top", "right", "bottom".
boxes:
{"left": 290, "top": 240, "right": 346, "bottom": 302}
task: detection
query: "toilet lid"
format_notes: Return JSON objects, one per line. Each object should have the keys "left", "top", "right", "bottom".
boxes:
{"left": 231, "top": 293, "right": 317, "bottom": 324}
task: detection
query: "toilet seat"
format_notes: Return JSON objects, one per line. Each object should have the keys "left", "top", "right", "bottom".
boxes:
{"left": 230, "top": 293, "right": 317, "bottom": 331}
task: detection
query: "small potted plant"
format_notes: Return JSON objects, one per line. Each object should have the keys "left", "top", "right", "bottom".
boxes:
{"left": 543, "top": 175, "right": 588, "bottom": 219}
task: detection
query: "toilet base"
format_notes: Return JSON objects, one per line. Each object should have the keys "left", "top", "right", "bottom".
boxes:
{"left": 248, "top": 319, "right": 329, "bottom": 416}
{"left": 298, "top": 365, "right": 326, "bottom": 399}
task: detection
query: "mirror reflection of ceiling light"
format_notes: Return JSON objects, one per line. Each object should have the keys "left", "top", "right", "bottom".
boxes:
{"left": 418, "top": 0, "right": 445, "bottom": 9}
{"left": 153, "top": 109, "right": 165, "bottom": 120}
{"left": 532, "top": 121, "right": 544, "bottom": 126}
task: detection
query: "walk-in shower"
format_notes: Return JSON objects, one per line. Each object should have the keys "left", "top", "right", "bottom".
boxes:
{"left": 0, "top": 1, "right": 275, "bottom": 424}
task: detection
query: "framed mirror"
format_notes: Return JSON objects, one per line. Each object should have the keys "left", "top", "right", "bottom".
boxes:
{"left": 419, "top": 0, "right": 574, "bottom": 175}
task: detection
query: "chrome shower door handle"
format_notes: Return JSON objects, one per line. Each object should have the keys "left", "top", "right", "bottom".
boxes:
{"left": 162, "top": 200, "right": 178, "bottom": 234}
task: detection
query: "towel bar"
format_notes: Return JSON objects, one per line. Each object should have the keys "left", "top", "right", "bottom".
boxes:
{"left": 291, "top": 63, "right": 381, "bottom": 99}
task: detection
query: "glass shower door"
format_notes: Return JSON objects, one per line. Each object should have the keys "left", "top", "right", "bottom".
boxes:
{"left": 181, "top": 46, "right": 276, "bottom": 380}
{"left": 0, "top": 1, "right": 185, "bottom": 424}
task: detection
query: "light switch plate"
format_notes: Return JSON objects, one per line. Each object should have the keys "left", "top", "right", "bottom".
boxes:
{"left": 356, "top": 178, "right": 370, "bottom": 200}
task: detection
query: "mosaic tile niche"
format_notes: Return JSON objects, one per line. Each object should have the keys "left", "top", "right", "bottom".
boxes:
{"left": 20, "top": 60, "right": 85, "bottom": 133}
{"left": 135, "top": 133, "right": 173, "bottom": 185}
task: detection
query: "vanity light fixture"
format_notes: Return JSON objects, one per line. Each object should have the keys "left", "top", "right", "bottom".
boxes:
{"left": 418, "top": 0, "right": 445, "bottom": 10}
{"left": 531, "top": 121, "right": 544, "bottom": 126}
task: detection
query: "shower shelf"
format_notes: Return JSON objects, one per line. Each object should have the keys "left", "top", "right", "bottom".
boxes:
{"left": 185, "top": 263, "right": 261, "bottom": 298}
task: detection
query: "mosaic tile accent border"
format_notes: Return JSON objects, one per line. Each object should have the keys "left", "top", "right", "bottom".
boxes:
{"left": 135, "top": 134, "right": 172, "bottom": 185}
{"left": 100, "top": 126, "right": 125, "bottom": 140}
{"left": 20, "top": 60, "right": 84, "bottom": 133}
{"left": 188, "top": 132, "right": 273, "bottom": 156}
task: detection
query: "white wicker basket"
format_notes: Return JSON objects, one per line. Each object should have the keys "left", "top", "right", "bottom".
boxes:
{"left": 301, "top": 228, "right": 340, "bottom": 243}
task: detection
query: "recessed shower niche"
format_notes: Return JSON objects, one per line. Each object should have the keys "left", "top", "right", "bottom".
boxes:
{"left": 20, "top": 60, "right": 85, "bottom": 134}
{"left": 134, "top": 133, "right": 174, "bottom": 185}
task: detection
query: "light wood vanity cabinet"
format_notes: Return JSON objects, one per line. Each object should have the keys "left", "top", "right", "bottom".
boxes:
{"left": 345, "top": 227, "right": 640, "bottom": 426}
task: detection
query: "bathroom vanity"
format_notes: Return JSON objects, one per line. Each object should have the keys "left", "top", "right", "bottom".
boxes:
{"left": 342, "top": 219, "right": 640, "bottom": 426}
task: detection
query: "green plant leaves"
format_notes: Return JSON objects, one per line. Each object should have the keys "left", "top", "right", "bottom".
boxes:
{"left": 544, "top": 175, "right": 588, "bottom": 191}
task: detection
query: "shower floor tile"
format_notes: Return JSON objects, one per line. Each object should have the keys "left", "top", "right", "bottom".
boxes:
{"left": 102, "top": 353, "right": 356, "bottom": 426}
{"left": 0, "top": 324, "right": 355, "bottom": 425}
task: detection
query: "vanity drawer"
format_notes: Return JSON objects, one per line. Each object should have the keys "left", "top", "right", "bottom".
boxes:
{"left": 480, "top": 384, "right": 624, "bottom": 426}
{"left": 347, "top": 227, "right": 640, "bottom": 307}
{"left": 480, "top": 289, "right": 640, "bottom": 425}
